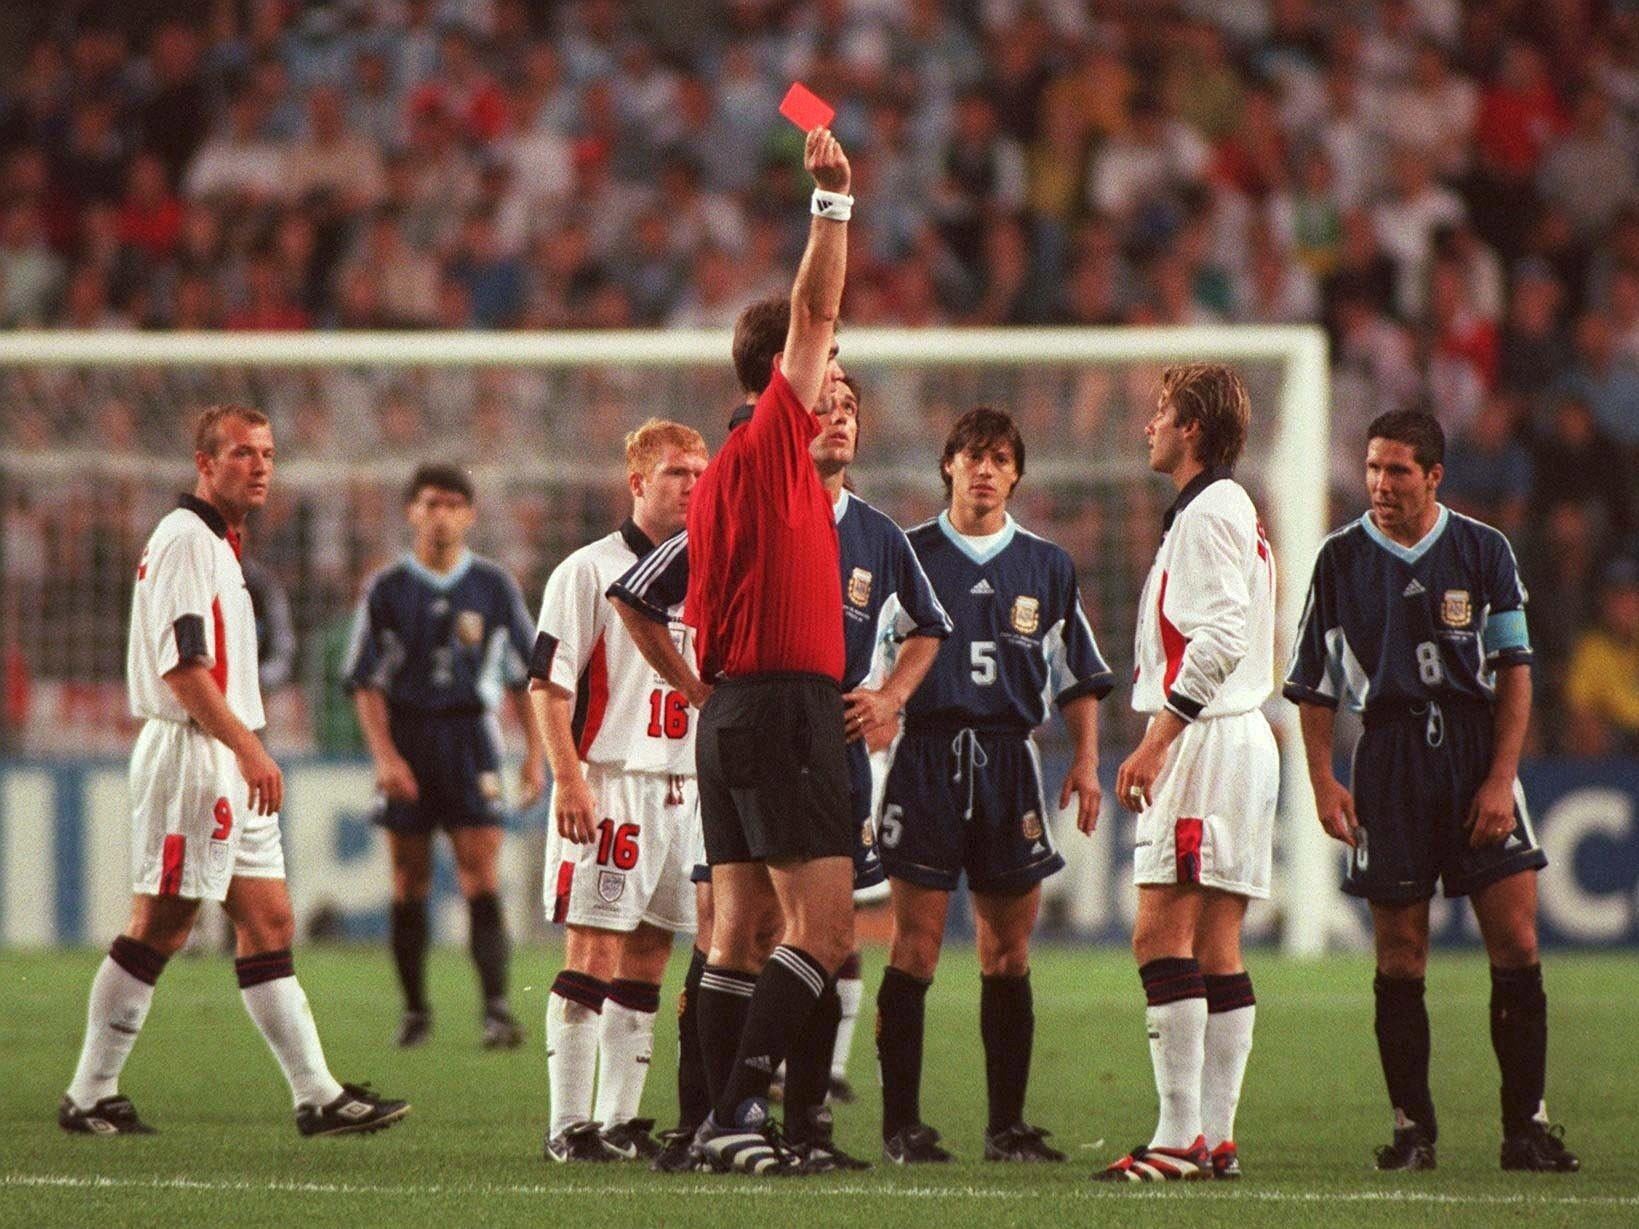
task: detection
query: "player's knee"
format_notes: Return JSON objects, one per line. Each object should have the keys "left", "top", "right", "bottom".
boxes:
{"left": 978, "top": 942, "right": 1030, "bottom": 978}
{"left": 889, "top": 927, "right": 941, "bottom": 980}
{"left": 1374, "top": 935, "right": 1428, "bottom": 979}
{"left": 392, "top": 867, "right": 431, "bottom": 901}
{"left": 1131, "top": 914, "right": 1192, "bottom": 964}
{"left": 1486, "top": 923, "right": 1539, "bottom": 969}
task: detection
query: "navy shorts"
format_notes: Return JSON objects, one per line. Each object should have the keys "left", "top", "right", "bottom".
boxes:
{"left": 374, "top": 710, "right": 506, "bottom": 835}
{"left": 691, "top": 739, "right": 884, "bottom": 891}
{"left": 1347, "top": 700, "right": 1547, "bottom": 903}
{"left": 878, "top": 727, "right": 1063, "bottom": 895}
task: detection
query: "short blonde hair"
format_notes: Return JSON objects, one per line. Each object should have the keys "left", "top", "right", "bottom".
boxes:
{"left": 1159, "top": 364, "right": 1251, "bottom": 469}
{"left": 193, "top": 404, "right": 270, "bottom": 457}
{"left": 625, "top": 418, "right": 707, "bottom": 476}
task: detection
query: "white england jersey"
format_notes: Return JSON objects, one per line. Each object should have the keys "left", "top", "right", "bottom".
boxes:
{"left": 530, "top": 521, "right": 696, "bottom": 775}
{"left": 1133, "top": 471, "right": 1275, "bottom": 722}
{"left": 127, "top": 496, "right": 265, "bottom": 729}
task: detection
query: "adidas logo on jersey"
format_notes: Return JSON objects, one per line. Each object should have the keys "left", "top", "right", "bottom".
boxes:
{"left": 970, "top": 578, "right": 995, "bottom": 595}
{"left": 1403, "top": 579, "right": 1426, "bottom": 596}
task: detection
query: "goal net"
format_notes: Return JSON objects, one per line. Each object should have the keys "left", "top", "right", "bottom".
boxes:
{"left": 0, "top": 326, "right": 1346, "bottom": 955}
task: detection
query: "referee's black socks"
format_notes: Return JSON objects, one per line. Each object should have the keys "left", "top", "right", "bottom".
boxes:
{"left": 1374, "top": 972, "right": 1437, "bottom": 1140}
{"left": 467, "top": 892, "right": 510, "bottom": 1011}
{"left": 712, "top": 945, "right": 828, "bottom": 1123}
{"left": 1490, "top": 963, "right": 1548, "bottom": 1135}
{"left": 877, "top": 965, "right": 932, "bottom": 1140}
{"left": 784, "top": 980, "right": 843, "bottom": 1144}
{"left": 697, "top": 963, "right": 756, "bottom": 1108}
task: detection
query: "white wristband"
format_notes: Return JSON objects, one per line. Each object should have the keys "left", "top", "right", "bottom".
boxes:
{"left": 811, "top": 189, "right": 853, "bottom": 221}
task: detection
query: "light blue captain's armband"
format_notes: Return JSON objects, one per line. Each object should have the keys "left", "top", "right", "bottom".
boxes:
{"left": 1483, "top": 608, "right": 1530, "bottom": 656}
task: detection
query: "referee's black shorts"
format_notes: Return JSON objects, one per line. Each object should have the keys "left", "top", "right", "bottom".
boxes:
{"left": 696, "top": 672, "right": 852, "bottom": 866}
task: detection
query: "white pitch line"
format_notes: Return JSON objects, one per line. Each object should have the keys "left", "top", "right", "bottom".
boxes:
{"left": 2, "top": 1173, "right": 1635, "bottom": 1209}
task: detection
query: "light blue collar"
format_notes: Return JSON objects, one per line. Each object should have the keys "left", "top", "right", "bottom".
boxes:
{"left": 1361, "top": 504, "right": 1449, "bottom": 564}
{"left": 938, "top": 510, "right": 1016, "bottom": 564}
{"left": 833, "top": 487, "right": 850, "bottom": 525}
{"left": 405, "top": 549, "right": 474, "bottom": 591}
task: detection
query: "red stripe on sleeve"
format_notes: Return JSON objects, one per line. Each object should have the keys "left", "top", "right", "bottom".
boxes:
{"left": 575, "top": 635, "right": 609, "bottom": 759}
{"left": 209, "top": 597, "right": 228, "bottom": 693}
{"left": 1158, "top": 572, "right": 1189, "bottom": 691}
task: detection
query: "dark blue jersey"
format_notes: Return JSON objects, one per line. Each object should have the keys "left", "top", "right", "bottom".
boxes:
{"left": 1283, "top": 505, "right": 1532, "bottom": 714}
{"left": 346, "top": 550, "right": 536, "bottom": 714}
{"left": 609, "top": 490, "right": 952, "bottom": 691}
{"left": 897, "top": 513, "right": 1115, "bottom": 731}
{"left": 834, "top": 490, "right": 952, "bottom": 689}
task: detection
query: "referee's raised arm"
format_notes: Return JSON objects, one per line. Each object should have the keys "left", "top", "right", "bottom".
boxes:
{"left": 778, "top": 127, "right": 852, "bottom": 411}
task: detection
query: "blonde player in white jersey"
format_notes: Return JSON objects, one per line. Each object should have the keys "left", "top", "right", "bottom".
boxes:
{"left": 529, "top": 419, "right": 710, "bottom": 1163}
{"left": 59, "top": 405, "right": 408, "bottom": 1138}
{"left": 1096, "top": 365, "right": 1277, "bottom": 1184}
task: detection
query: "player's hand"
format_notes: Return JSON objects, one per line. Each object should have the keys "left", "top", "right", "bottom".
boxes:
{"left": 1115, "top": 735, "right": 1167, "bottom": 813}
{"left": 1314, "top": 776, "right": 1359, "bottom": 847}
{"left": 805, "top": 126, "right": 851, "bottom": 195}
{"left": 843, "top": 687, "right": 899, "bottom": 745}
{"left": 1466, "top": 774, "right": 1517, "bottom": 848}
{"left": 864, "top": 712, "right": 898, "bottom": 754}
{"left": 376, "top": 753, "right": 420, "bottom": 804}
{"left": 518, "top": 752, "right": 546, "bottom": 809}
{"left": 1062, "top": 756, "right": 1103, "bottom": 835}
{"left": 686, "top": 680, "right": 714, "bottom": 709}
{"left": 237, "top": 739, "right": 283, "bottom": 816}
{"left": 554, "top": 771, "right": 598, "bottom": 844}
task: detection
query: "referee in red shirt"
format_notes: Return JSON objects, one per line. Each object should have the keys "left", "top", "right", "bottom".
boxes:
{"left": 688, "top": 127, "right": 857, "bottom": 1174}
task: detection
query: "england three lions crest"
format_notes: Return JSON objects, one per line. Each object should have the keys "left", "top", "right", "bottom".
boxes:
{"left": 1441, "top": 589, "right": 1472, "bottom": 628}
{"left": 1010, "top": 595, "right": 1040, "bottom": 635}
{"left": 455, "top": 610, "right": 485, "bottom": 646}
{"left": 847, "top": 567, "right": 873, "bottom": 608}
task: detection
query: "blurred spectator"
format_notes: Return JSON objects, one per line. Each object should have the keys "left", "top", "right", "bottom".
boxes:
{"left": 1554, "top": 312, "right": 1639, "bottom": 449}
{"left": 184, "top": 89, "right": 284, "bottom": 203}
{"left": 1529, "top": 394, "right": 1632, "bottom": 541}
{"left": 1088, "top": 92, "right": 1209, "bottom": 229}
{"left": 1441, "top": 394, "right": 1532, "bottom": 535}
{"left": 283, "top": 85, "right": 386, "bottom": 213}
{"left": 1564, "top": 557, "right": 1639, "bottom": 757}
{"left": 447, "top": 209, "right": 524, "bottom": 327}
{"left": 0, "top": 204, "right": 64, "bottom": 326}
{"left": 1371, "top": 145, "right": 1465, "bottom": 317}
{"left": 114, "top": 152, "right": 184, "bottom": 261}
{"left": 1536, "top": 88, "right": 1636, "bottom": 243}
{"left": 1497, "top": 259, "right": 1571, "bottom": 395}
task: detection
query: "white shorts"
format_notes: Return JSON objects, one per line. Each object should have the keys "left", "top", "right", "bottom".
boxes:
{"left": 1132, "top": 709, "right": 1278, "bottom": 900}
{"left": 129, "top": 720, "right": 285, "bottom": 902}
{"left": 544, "top": 764, "right": 699, "bottom": 933}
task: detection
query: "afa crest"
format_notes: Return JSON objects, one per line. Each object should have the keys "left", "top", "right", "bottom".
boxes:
{"left": 455, "top": 609, "right": 485, "bottom": 646}
{"left": 847, "top": 567, "right": 873, "bottom": 608}
{"left": 1010, "top": 595, "right": 1041, "bottom": 635}
{"left": 1021, "top": 810, "right": 1044, "bottom": 841}
{"left": 860, "top": 821, "right": 874, "bottom": 848}
{"left": 1440, "top": 589, "right": 1472, "bottom": 628}
{"left": 477, "top": 771, "right": 502, "bottom": 801}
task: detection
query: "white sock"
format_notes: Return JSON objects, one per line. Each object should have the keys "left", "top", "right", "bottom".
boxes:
{"left": 238, "top": 968, "right": 345, "bottom": 1108}
{"left": 1201, "top": 1004, "right": 1255, "bottom": 1148}
{"left": 831, "top": 973, "right": 862, "bottom": 1078}
{"left": 66, "top": 954, "right": 157, "bottom": 1108}
{"left": 593, "top": 981, "right": 659, "bottom": 1127}
{"left": 547, "top": 971, "right": 605, "bottom": 1135}
{"left": 1147, "top": 997, "right": 1208, "bottom": 1149}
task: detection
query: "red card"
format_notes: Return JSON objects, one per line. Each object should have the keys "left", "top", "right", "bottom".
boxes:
{"left": 779, "top": 82, "right": 835, "bottom": 132}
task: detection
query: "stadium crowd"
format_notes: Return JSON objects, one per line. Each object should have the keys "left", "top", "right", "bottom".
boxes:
{"left": 1, "top": 0, "right": 1636, "bottom": 757}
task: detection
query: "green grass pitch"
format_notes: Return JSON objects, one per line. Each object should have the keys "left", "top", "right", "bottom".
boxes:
{"left": 1, "top": 943, "right": 1633, "bottom": 1228}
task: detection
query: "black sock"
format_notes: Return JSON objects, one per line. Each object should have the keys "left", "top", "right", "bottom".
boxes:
{"left": 1491, "top": 963, "right": 1547, "bottom": 1135}
{"left": 390, "top": 899, "right": 429, "bottom": 1013}
{"left": 713, "top": 945, "right": 827, "bottom": 1121}
{"left": 675, "top": 947, "right": 710, "bottom": 1132}
{"left": 877, "top": 965, "right": 932, "bottom": 1140}
{"left": 784, "top": 982, "right": 842, "bottom": 1144}
{"left": 697, "top": 964, "right": 757, "bottom": 1110}
{"left": 467, "top": 892, "right": 509, "bottom": 1009}
{"left": 981, "top": 972, "right": 1034, "bottom": 1133}
{"left": 1374, "top": 972, "right": 1437, "bottom": 1141}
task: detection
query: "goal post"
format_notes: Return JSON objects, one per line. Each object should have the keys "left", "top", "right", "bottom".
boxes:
{"left": 0, "top": 325, "right": 1338, "bottom": 956}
